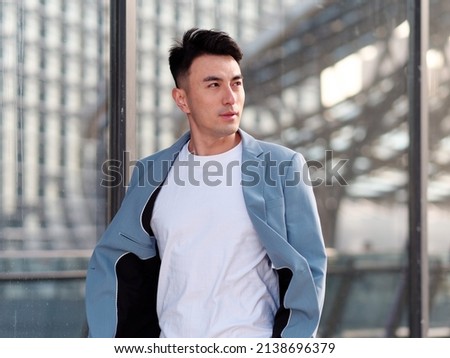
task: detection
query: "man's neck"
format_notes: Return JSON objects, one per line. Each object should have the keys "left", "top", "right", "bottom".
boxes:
{"left": 188, "top": 131, "right": 241, "bottom": 156}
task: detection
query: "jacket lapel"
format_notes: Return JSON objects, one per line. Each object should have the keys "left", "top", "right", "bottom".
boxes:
{"left": 240, "top": 129, "right": 267, "bottom": 225}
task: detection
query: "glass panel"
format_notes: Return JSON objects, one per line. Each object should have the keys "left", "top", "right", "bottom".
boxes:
{"left": 0, "top": 0, "right": 108, "bottom": 337}
{"left": 427, "top": 0, "right": 450, "bottom": 337}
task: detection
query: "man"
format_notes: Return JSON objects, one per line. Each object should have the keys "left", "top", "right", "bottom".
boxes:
{"left": 85, "top": 28, "right": 326, "bottom": 338}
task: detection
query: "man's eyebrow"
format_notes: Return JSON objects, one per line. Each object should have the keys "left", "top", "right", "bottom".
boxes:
{"left": 203, "top": 74, "right": 244, "bottom": 82}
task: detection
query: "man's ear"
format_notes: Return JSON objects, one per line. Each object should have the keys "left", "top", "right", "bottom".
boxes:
{"left": 172, "top": 87, "right": 190, "bottom": 114}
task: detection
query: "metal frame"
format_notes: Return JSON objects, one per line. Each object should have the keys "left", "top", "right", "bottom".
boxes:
{"left": 407, "top": 0, "right": 429, "bottom": 338}
{"left": 108, "top": 0, "right": 137, "bottom": 223}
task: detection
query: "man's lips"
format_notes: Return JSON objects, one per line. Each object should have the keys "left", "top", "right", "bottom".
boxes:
{"left": 220, "top": 111, "right": 239, "bottom": 119}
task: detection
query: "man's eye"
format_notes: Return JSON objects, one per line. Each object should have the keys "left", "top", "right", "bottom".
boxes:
{"left": 208, "top": 83, "right": 219, "bottom": 88}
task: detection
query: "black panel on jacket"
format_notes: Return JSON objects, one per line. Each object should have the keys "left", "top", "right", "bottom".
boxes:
{"left": 141, "top": 185, "right": 163, "bottom": 237}
{"left": 116, "top": 253, "right": 161, "bottom": 337}
{"left": 272, "top": 267, "right": 293, "bottom": 338}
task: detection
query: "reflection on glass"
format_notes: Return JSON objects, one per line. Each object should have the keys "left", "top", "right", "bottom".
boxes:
{"left": 1, "top": 0, "right": 108, "bottom": 337}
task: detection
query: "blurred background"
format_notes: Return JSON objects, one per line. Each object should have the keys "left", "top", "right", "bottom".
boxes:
{"left": 1, "top": 0, "right": 449, "bottom": 337}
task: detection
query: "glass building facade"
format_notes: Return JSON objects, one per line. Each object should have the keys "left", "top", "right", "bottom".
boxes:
{"left": 0, "top": 0, "right": 449, "bottom": 337}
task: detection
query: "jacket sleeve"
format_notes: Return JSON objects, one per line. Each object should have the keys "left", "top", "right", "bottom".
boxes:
{"left": 85, "top": 163, "right": 161, "bottom": 337}
{"left": 278, "top": 152, "right": 327, "bottom": 337}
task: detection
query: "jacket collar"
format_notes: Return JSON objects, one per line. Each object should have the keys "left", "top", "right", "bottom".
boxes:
{"left": 239, "top": 129, "right": 264, "bottom": 160}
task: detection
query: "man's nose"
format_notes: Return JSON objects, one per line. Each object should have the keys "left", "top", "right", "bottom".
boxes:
{"left": 222, "top": 86, "right": 236, "bottom": 105}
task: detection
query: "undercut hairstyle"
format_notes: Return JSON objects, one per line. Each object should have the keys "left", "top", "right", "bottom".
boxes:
{"left": 169, "top": 28, "right": 243, "bottom": 88}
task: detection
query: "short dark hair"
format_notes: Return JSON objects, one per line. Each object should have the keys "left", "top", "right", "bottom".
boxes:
{"left": 169, "top": 28, "right": 243, "bottom": 88}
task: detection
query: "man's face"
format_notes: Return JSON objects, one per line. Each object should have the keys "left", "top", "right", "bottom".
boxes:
{"left": 172, "top": 54, "right": 245, "bottom": 142}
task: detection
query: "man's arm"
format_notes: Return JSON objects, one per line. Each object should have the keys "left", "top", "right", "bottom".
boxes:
{"left": 282, "top": 152, "right": 327, "bottom": 336}
{"left": 85, "top": 163, "right": 161, "bottom": 337}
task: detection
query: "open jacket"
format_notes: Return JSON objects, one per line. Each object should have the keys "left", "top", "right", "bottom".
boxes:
{"left": 85, "top": 129, "right": 327, "bottom": 338}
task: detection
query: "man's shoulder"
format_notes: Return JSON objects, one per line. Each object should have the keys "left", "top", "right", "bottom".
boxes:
{"left": 241, "top": 129, "right": 306, "bottom": 164}
{"left": 257, "top": 139, "right": 294, "bottom": 153}
{"left": 138, "top": 146, "right": 176, "bottom": 163}
{"left": 254, "top": 137, "right": 302, "bottom": 162}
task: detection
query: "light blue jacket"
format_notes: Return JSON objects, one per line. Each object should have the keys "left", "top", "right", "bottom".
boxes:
{"left": 85, "top": 129, "right": 327, "bottom": 338}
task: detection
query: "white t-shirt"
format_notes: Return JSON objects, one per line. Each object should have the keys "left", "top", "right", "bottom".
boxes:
{"left": 150, "top": 141, "right": 279, "bottom": 338}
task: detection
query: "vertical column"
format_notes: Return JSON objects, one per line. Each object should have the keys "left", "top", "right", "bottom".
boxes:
{"left": 407, "top": 0, "right": 429, "bottom": 338}
{"left": 108, "top": 0, "right": 136, "bottom": 223}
